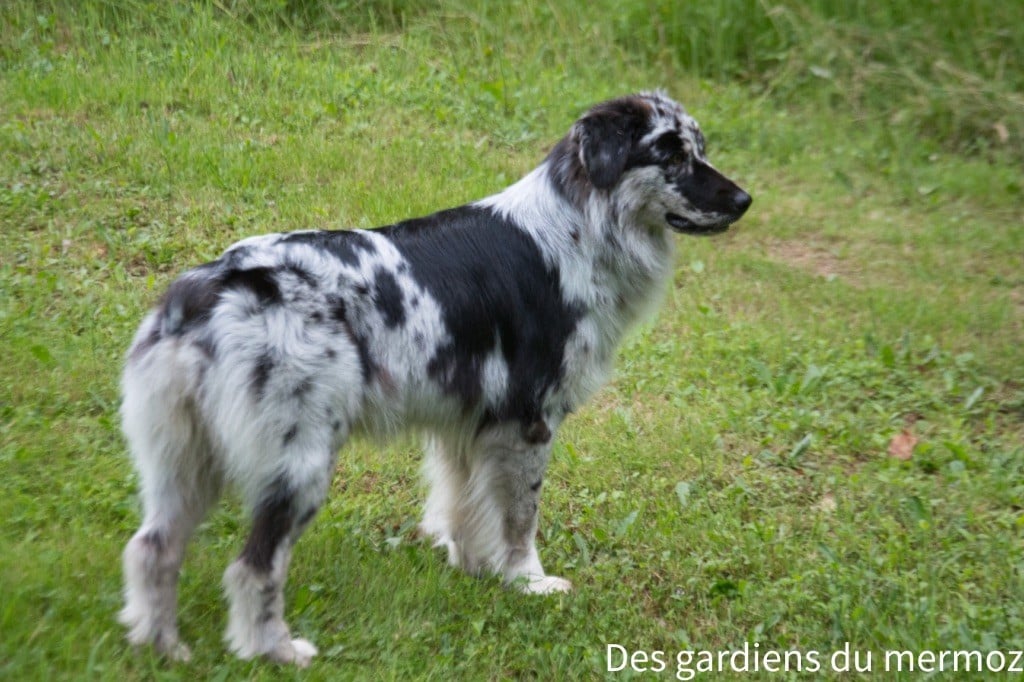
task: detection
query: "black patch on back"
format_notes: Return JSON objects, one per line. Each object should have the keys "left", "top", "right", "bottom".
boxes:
{"left": 159, "top": 261, "right": 283, "bottom": 337}
{"left": 380, "top": 206, "right": 582, "bottom": 425}
{"left": 372, "top": 268, "right": 406, "bottom": 328}
{"left": 158, "top": 262, "right": 224, "bottom": 335}
{"left": 222, "top": 266, "right": 282, "bottom": 306}
{"left": 279, "top": 230, "right": 375, "bottom": 267}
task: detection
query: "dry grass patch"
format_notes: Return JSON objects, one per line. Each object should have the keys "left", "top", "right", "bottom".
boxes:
{"left": 761, "top": 237, "right": 860, "bottom": 285}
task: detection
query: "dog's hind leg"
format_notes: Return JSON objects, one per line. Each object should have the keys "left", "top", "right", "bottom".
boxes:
{"left": 222, "top": 444, "right": 334, "bottom": 667}
{"left": 447, "top": 422, "right": 572, "bottom": 594}
{"left": 119, "top": 389, "right": 221, "bottom": 661}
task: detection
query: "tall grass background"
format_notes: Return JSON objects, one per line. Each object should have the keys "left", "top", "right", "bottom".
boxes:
{"left": 5, "top": 1, "right": 1021, "bottom": 160}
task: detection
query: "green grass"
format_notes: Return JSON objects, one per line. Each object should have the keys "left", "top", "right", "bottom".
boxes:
{"left": 610, "top": 0, "right": 1024, "bottom": 164}
{"left": 1, "top": 1, "right": 1022, "bottom": 679}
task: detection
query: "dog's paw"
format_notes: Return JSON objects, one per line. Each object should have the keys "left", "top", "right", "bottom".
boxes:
{"left": 161, "top": 640, "right": 193, "bottom": 663}
{"left": 268, "top": 637, "right": 318, "bottom": 667}
{"left": 127, "top": 637, "right": 192, "bottom": 663}
{"left": 518, "top": 575, "right": 573, "bottom": 595}
{"left": 121, "top": 614, "right": 192, "bottom": 663}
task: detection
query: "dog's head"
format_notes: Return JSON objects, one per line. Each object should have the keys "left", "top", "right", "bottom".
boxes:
{"left": 551, "top": 91, "right": 751, "bottom": 235}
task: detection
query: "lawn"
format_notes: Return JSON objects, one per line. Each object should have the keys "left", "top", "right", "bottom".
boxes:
{"left": 1, "top": 1, "right": 1021, "bottom": 679}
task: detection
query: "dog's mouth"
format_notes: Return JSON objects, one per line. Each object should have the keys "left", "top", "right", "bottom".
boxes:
{"left": 665, "top": 212, "right": 733, "bottom": 236}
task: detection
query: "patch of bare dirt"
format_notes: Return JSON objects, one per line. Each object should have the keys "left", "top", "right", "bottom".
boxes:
{"left": 762, "top": 238, "right": 861, "bottom": 286}
{"left": 1011, "top": 288, "right": 1024, "bottom": 317}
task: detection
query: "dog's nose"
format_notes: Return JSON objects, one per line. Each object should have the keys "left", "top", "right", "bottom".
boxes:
{"left": 731, "top": 190, "right": 752, "bottom": 215}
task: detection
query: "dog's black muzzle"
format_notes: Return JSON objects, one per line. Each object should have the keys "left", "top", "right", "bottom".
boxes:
{"left": 667, "top": 161, "right": 752, "bottom": 235}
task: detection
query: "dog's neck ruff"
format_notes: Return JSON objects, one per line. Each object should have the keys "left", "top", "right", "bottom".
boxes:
{"left": 477, "top": 160, "right": 675, "bottom": 346}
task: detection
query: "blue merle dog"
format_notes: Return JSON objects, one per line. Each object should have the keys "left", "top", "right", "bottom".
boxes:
{"left": 118, "top": 91, "right": 751, "bottom": 665}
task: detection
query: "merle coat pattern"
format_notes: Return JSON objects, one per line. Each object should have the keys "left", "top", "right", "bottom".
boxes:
{"left": 119, "top": 91, "right": 751, "bottom": 665}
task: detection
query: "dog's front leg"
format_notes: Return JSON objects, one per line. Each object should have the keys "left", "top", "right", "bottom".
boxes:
{"left": 441, "top": 421, "right": 571, "bottom": 594}
{"left": 499, "top": 457, "right": 573, "bottom": 595}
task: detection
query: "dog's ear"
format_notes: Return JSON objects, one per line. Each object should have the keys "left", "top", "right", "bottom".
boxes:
{"left": 577, "top": 113, "right": 630, "bottom": 188}
{"left": 574, "top": 112, "right": 632, "bottom": 190}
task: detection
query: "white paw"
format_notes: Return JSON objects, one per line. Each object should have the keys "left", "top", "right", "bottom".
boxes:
{"left": 269, "top": 637, "right": 318, "bottom": 667}
{"left": 517, "top": 575, "right": 573, "bottom": 595}
{"left": 290, "top": 634, "right": 317, "bottom": 659}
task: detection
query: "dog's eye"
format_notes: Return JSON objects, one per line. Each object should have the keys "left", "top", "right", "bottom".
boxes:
{"left": 668, "top": 150, "right": 688, "bottom": 166}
